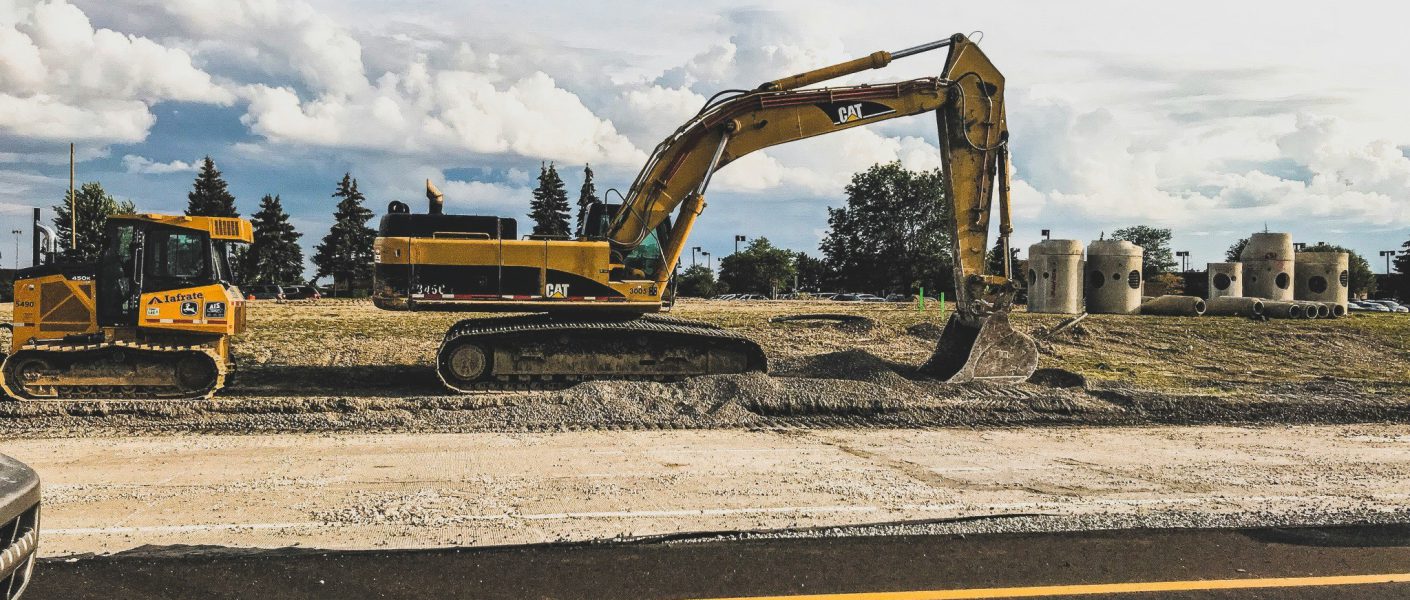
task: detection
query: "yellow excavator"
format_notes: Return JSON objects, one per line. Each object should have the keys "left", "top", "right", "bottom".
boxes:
{"left": 373, "top": 33, "right": 1038, "bottom": 391}
{"left": 1, "top": 214, "right": 252, "bottom": 400}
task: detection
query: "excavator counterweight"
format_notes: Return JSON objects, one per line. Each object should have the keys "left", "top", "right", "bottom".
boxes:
{"left": 373, "top": 33, "right": 1036, "bottom": 390}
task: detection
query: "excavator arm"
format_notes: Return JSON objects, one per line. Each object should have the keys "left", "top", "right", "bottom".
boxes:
{"left": 606, "top": 33, "right": 1036, "bottom": 383}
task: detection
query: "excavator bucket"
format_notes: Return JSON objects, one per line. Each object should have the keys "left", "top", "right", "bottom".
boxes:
{"left": 921, "top": 312, "right": 1038, "bottom": 384}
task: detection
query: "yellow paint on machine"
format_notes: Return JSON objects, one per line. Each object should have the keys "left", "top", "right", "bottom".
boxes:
{"left": 692, "top": 572, "right": 1410, "bottom": 600}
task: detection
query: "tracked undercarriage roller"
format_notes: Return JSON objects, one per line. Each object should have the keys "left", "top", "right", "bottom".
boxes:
{"left": 435, "top": 314, "right": 767, "bottom": 392}
{"left": 0, "top": 343, "right": 225, "bottom": 401}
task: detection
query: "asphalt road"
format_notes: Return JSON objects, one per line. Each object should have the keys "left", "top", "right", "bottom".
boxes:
{"left": 24, "top": 524, "right": 1410, "bottom": 599}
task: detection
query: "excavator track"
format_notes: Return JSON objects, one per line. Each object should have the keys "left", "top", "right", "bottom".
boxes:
{"left": 0, "top": 340, "right": 226, "bottom": 401}
{"left": 436, "top": 314, "right": 767, "bottom": 393}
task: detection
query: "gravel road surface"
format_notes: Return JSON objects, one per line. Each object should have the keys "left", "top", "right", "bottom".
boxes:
{"left": 7, "top": 424, "right": 1408, "bottom": 557}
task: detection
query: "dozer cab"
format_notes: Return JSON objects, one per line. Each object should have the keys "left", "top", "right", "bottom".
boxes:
{"left": 374, "top": 33, "right": 1038, "bottom": 391}
{"left": 1, "top": 214, "right": 252, "bottom": 401}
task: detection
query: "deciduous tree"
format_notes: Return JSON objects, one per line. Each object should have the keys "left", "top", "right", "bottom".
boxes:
{"left": 52, "top": 182, "right": 135, "bottom": 262}
{"left": 1112, "top": 225, "right": 1176, "bottom": 278}
{"left": 718, "top": 237, "right": 795, "bottom": 297}
{"left": 820, "top": 162, "right": 952, "bottom": 295}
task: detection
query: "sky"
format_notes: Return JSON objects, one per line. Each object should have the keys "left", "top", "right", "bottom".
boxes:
{"left": 1, "top": 0, "right": 1408, "bottom": 276}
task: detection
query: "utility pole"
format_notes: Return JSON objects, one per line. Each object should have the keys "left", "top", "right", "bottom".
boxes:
{"left": 1381, "top": 250, "right": 1397, "bottom": 274}
{"left": 69, "top": 142, "right": 76, "bottom": 253}
{"left": 734, "top": 234, "right": 746, "bottom": 254}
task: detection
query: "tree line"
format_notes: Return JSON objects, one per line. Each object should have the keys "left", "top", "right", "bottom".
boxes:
{"left": 675, "top": 161, "right": 1405, "bottom": 300}
{"left": 46, "top": 156, "right": 1410, "bottom": 301}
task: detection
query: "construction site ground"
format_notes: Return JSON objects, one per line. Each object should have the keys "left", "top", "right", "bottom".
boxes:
{"left": 2, "top": 299, "right": 1408, "bottom": 435}
{"left": 3, "top": 299, "right": 1409, "bottom": 560}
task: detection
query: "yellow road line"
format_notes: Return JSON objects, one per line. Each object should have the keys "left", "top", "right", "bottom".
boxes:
{"left": 694, "top": 572, "right": 1410, "bottom": 600}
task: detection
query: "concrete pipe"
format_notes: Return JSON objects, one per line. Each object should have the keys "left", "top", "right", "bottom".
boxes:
{"left": 1322, "top": 302, "right": 1347, "bottom": 318}
{"left": 1262, "top": 301, "right": 1306, "bottom": 319}
{"left": 1086, "top": 240, "right": 1144, "bottom": 314}
{"left": 1292, "top": 301, "right": 1324, "bottom": 319}
{"left": 1207, "top": 262, "right": 1243, "bottom": 299}
{"left": 1294, "top": 251, "right": 1349, "bottom": 314}
{"left": 1240, "top": 232, "right": 1295, "bottom": 301}
{"left": 1204, "top": 296, "right": 1265, "bottom": 318}
{"left": 1141, "top": 295, "right": 1207, "bottom": 317}
{"left": 1027, "top": 239, "right": 1085, "bottom": 314}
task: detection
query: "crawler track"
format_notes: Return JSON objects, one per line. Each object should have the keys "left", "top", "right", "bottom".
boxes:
{"left": 435, "top": 314, "right": 767, "bottom": 393}
{"left": 0, "top": 340, "right": 226, "bottom": 401}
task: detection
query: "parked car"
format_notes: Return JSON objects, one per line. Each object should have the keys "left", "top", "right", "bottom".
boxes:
{"left": 281, "top": 285, "right": 322, "bottom": 300}
{"left": 885, "top": 294, "right": 909, "bottom": 302}
{"left": 1366, "top": 300, "right": 1409, "bottom": 313}
{"left": 244, "top": 284, "right": 286, "bottom": 300}
{"left": 832, "top": 293, "right": 884, "bottom": 302}
{"left": 734, "top": 293, "right": 769, "bottom": 300}
{"left": 1351, "top": 301, "right": 1390, "bottom": 312}
{"left": 0, "top": 452, "right": 40, "bottom": 598}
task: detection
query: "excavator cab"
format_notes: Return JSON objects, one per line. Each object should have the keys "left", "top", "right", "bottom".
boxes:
{"left": 2, "top": 214, "right": 252, "bottom": 401}
{"left": 582, "top": 202, "right": 672, "bottom": 281}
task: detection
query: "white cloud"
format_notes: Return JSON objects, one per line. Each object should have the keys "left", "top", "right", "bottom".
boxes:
{"left": 239, "top": 66, "right": 645, "bottom": 166}
{"left": 0, "top": 0, "right": 232, "bottom": 145}
{"left": 121, "top": 154, "right": 195, "bottom": 174}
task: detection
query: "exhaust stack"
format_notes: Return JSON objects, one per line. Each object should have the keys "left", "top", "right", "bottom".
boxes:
{"left": 426, "top": 179, "right": 444, "bottom": 215}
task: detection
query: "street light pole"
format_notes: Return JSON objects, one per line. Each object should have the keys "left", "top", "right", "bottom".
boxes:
{"left": 691, "top": 246, "right": 701, "bottom": 267}
{"left": 734, "top": 235, "right": 746, "bottom": 254}
{"left": 1175, "top": 251, "right": 1190, "bottom": 272}
{"left": 10, "top": 229, "right": 20, "bottom": 270}
{"left": 1381, "top": 250, "right": 1397, "bottom": 274}
{"left": 702, "top": 251, "right": 711, "bottom": 271}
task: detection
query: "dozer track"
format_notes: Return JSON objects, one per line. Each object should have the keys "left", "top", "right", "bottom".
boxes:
{"left": 0, "top": 340, "right": 226, "bottom": 401}
{"left": 436, "top": 314, "right": 767, "bottom": 392}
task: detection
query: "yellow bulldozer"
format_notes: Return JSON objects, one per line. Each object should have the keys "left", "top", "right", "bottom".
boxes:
{"left": 2, "top": 213, "right": 252, "bottom": 401}
{"left": 373, "top": 33, "right": 1039, "bottom": 392}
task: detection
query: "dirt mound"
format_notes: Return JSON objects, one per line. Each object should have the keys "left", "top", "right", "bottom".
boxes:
{"left": 905, "top": 321, "right": 944, "bottom": 340}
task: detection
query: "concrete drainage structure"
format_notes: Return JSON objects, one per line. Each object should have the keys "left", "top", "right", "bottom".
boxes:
{"left": 1027, "top": 240, "right": 1085, "bottom": 314}
{"left": 1294, "top": 251, "right": 1349, "bottom": 313}
{"left": 1207, "top": 262, "right": 1243, "bottom": 299}
{"left": 1085, "top": 240, "right": 1143, "bottom": 315}
{"left": 1141, "top": 295, "right": 1207, "bottom": 316}
{"left": 1240, "top": 233, "right": 1295, "bottom": 301}
{"left": 1205, "top": 296, "right": 1265, "bottom": 318}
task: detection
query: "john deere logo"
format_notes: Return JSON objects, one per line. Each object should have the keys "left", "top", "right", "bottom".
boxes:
{"left": 817, "top": 100, "right": 895, "bottom": 125}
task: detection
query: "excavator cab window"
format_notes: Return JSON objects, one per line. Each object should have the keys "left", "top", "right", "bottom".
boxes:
{"left": 622, "top": 227, "right": 664, "bottom": 280}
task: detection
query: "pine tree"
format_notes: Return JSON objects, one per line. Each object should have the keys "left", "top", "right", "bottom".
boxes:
{"left": 243, "top": 194, "right": 305, "bottom": 285}
{"left": 52, "top": 182, "right": 135, "bottom": 262}
{"left": 1395, "top": 235, "right": 1410, "bottom": 275}
{"left": 528, "top": 163, "right": 571, "bottom": 237}
{"left": 575, "top": 163, "right": 598, "bottom": 236}
{"left": 312, "top": 174, "right": 376, "bottom": 293}
{"left": 186, "top": 156, "right": 239, "bottom": 217}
